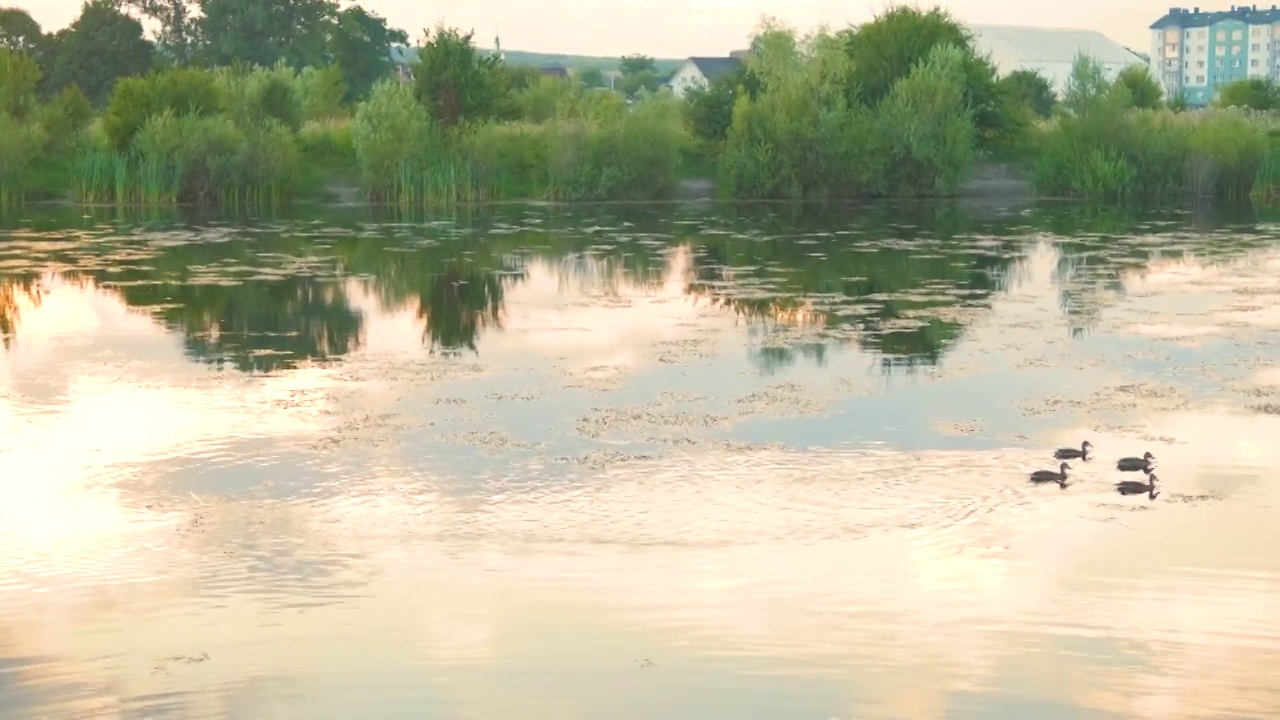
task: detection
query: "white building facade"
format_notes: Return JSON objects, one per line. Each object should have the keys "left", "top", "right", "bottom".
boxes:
{"left": 968, "top": 25, "right": 1145, "bottom": 97}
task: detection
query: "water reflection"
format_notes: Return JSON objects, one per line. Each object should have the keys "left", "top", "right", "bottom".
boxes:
{"left": 0, "top": 202, "right": 1268, "bottom": 375}
{"left": 1, "top": 201, "right": 1280, "bottom": 719}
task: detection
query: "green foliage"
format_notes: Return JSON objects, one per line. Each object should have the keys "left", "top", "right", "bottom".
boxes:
{"left": 1216, "top": 77, "right": 1280, "bottom": 110}
{"left": 511, "top": 75, "right": 582, "bottom": 123}
{"left": 837, "top": 6, "right": 1018, "bottom": 151}
{"left": 578, "top": 68, "right": 607, "bottom": 88}
{"left": 73, "top": 110, "right": 300, "bottom": 206}
{"left": 504, "top": 66, "right": 544, "bottom": 93}
{"left": 1033, "top": 56, "right": 1270, "bottom": 200}
{"left": 37, "top": 84, "right": 94, "bottom": 153}
{"left": 998, "top": 69, "right": 1056, "bottom": 118}
{"left": 1114, "top": 65, "right": 1163, "bottom": 110}
{"left": 877, "top": 44, "right": 978, "bottom": 196}
{"left": 0, "top": 113, "right": 43, "bottom": 204}
{"left": 196, "top": 0, "right": 337, "bottom": 69}
{"left": 0, "top": 7, "right": 43, "bottom": 53}
{"left": 1061, "top": 54, "right": 1114, "bottom": 117}
{"left": 354, "top": 79, "right": 445, "bottom": 201}
{"left": 619, "top": 54, "right": 656, "bottom": 76}
{"left": 682, "top": 71, "right": 741, "bottom": 143}
{"left": 216, "top": 64, "right": 304, "bottom": 131}
{"left": 297, "top": 118, "right": 356, "bottom": 180}
{"left": 839, "top": 6, "right": 968, "bottom": 105}
{"left": 466, "top": 95, "right": 684, "bottom": 201}
{"left": 0, "top": 47, "right": 41, "bottom": 119}
{"left": 296, "top": 65, "right": 348, "bottom": 121}
{"left": 414, "top": 24, "right": 508, "bottom": 126}
{"left": 102, "top": 67, "right": 224, "bottom": 150}
{"left": 721, "top": 23, "right": 886, "bottom": 200}
{"left": 39, "top": 0, "right": 154, "bottom": 105}
{"left": 353, "top": 74, "right": 684, "bottom": 204}
{"left": 330, "top": 5, "right": 408, "bottom": 102}
{"left": 1250, "top": 131, "right": 1280, "bottom": 204}
{"left": 121, "top": 0, "right": 195, "bottom": 64}
{"left": 618, "top": 53, "right": 661, "bottom": 97}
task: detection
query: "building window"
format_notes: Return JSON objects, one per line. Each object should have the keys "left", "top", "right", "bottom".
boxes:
{"left": 1253, "top": 27, "right": 1263, "bottom": 37}
{"left": 1233, "top": 29, "right": 1243, "bottom": 40}
{"left": 1232, "top": 59, "right": 1241, "bottom": 68}
{"left": 1252, "top": 58, "right": 1260, "bottom": 67}
{"left": 1218, "top": 30, "right": 1227, "bottom": 41}
{"left": 1196, "top": 75, "right": 1205, "bottom": 83}
{"left": 1217, "top": 46, "right": 1226, "bottom": 56}
{"left": 1198, "top": 60, "right": 1205, "bottom": 67}
{"left": 1253, "top": 43, "right": 1261, "bottom": 51}
{"left": 1198, "top": 44, "right": 1205, "bottom": 51}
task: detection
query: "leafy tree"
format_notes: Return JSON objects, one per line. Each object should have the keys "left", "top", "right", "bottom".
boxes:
{"left": 682, "top": 69, "right": 742, "bottom": 142}
{"left": 1062, "top": 54, "right": 1115, "bottom": 117}
{"left": 196, "top": 0, "right": 337, "bottom": 69}
{"left": 619, "top": 54, "right": 655, "bottom": 76}
{"left": 1114, "top": 64, "right": 1162, "bottom": 109}
{"left": 839, "top": 7, "right": 1014, "bottom": 148}
{"left": 0, "top": 7, "right": 43, "bottom": 53}
{"left": 840, "top": 7, "right": 971, "bottom": 105}
{"left": 0, "top": 48, "right": 42, "bottom": 118}
{"left": 877, "top": 44, "right": 978, "bottom": 196}
{"left": 41, "top": 0, "right": 154, "bottom": 105}
{"left": 578, "top": 67, "right": 606, "bottom": 88}
{"left": 617, "top": 69, "right": 659, "bottom": 97}
{"left": 997, "top": 69, "right": 1056, "bottom": 118}
{"left": 122, "top": 0, "right": 195, "bottom": 64}
{"left": 1215, "top": 77, "right": 1277, "bottom": 110}
{"left": 413, "top": 24, "right": 507, "bottom": 126}
{"left": 329, "top": 5, "right": 407, "bottom": 102}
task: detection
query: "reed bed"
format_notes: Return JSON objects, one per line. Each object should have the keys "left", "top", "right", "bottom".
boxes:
{"left": 1032, "top": 107, "right": 1275, "bottom": 201}
{"left": 352, "top": 79, "right": 686, "bottom": 206}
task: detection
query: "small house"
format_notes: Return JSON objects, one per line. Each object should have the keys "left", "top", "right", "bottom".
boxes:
{"left": 665, "top": 56, "right": 744, "bottom": 98}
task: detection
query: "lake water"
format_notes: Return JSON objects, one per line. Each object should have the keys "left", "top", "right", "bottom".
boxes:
{"left": 1, "top": 201, "right": 1278, "bottom": 719}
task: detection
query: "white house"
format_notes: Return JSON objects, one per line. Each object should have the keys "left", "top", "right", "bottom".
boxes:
{"left": 968, "top": 25, "right": 1146, "bottom": 96}
{"left": 665, "top": 55, "right": 745, "bottom": 98}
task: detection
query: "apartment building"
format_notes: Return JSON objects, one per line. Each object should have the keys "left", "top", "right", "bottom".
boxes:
{"left": 1150, "top": 4, "right": 1280, "bottom": 105}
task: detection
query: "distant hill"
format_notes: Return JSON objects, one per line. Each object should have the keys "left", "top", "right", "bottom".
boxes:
{"left": 389, "top": 45, "right": 685, "bottom": 74}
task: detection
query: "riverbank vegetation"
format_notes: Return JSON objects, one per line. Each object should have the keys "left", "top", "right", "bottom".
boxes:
{"left": 3, "top": 1, "right": 1280, "bottom": 208}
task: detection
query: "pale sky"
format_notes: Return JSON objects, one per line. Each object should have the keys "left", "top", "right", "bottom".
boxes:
{"left": 15, "top": 0, "right": 1167, "bottom": 57}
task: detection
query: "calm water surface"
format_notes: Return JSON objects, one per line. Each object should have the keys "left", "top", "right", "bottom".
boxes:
{"left": 1, "top": 202, "right": 1279, "bottom": 719}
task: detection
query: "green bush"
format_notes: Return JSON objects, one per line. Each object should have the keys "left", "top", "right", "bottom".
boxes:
{"left": 0, "top": 48, "right": 42, "bottom": 119}
{"left": 37, "top": 85, "right": 94, "bottom": 153}
{"left": 236, "top": 119, "right": 301, "bottom": 205}
{"left": 876, "top": 44, "right": 978, "bottom": 196}
{"left": 0, "top": 113, "right": 43, "bottom": 203}
{"left": 719, "top": 24, "right": 889, "bottom": 199}
{"left": 297, "top": 65, "right": 347, "bottom": 121}
{"left": 133, "top": 111, "right": 244, "bottom": 204}
{"left": 299, "top": 119, "right": 356, "bottom": 166}
{"left": 102, "top": 67, "right": 224, "bottom": 151}
{"left": 353, "top": 79, "right": 447, "bottom": 202}
{"left": 217, "top": 64, "right": 304, "bottom": 132}
{"left": 1032, "top": 56, "right": 1271, "bottom": 200}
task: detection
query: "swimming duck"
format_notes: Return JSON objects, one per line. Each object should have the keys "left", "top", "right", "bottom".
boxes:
{"left": 1116, "top": 472, "right": 1159, "bottom": 500}
{"left": 1029, "top": 462, "right": 1072, "bottom": 488}
{"left": 1116, "top": 452, "right": 1156, "bottom": 472}
{"left": 1054, "top": 440, "right": 1093, "bottom": 460}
